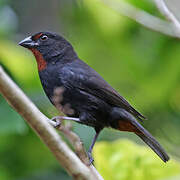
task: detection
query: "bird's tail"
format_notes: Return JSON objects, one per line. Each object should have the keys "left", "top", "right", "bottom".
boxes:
{"left": 134, "top": 126, "right": 169, "bottom": 162}
{"left": 116, "top": 109, "right": 170, "bottom": 162}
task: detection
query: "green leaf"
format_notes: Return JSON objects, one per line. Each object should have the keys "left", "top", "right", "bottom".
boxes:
{"left": 94, "top": 139, "right": 180, "bottom": 180}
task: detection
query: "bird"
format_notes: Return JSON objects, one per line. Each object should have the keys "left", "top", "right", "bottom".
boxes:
{"left": 19, "top": 31, "right": 169, "bottom": 163}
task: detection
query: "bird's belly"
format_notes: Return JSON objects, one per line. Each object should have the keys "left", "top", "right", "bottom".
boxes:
{"left": 60, "top": 88, "right": 111, "bottom": 127}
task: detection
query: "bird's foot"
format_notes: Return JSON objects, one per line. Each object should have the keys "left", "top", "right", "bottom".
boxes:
{"left": 51, "top": 116, "right": 62, "bottom": 128}
{"left": 87, "top": 151, "right": 94, "bottom": 165}
{"left": 51, "top": 116, "right": 80, "bottom": 128}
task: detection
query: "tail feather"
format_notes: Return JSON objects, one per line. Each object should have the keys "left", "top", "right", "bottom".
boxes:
{"left": 135, "top": 132, "right": 169, "bottom": 162}
{"left": 116, "top": 108, "right": 170, "bottom": 162}
{"left": 131, "top": 121, "right": 170, "bottom": 162}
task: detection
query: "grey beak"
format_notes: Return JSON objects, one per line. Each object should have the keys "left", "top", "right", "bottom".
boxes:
{"left": 19, "top": 36, "right": 38, "bottom": 48}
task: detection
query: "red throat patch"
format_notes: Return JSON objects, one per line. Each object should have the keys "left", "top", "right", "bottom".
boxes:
{"left": 30, "top": 49, "right": 47, "bottom": 71}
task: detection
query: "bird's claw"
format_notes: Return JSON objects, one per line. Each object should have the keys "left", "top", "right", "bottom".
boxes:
{"left": 51, "top": 116, "right": 62, "bottom": 128}
{"left": 87, "top": 151, "right": 94, "bottom": 165}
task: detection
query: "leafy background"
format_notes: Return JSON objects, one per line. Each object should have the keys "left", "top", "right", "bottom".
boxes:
{"left": 0, "top": 0, "right": 180, "bottom": 179}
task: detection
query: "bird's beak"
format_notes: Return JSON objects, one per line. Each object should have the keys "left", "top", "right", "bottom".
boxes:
{"left": 19, "top": 36, "right": 38, "bottom": 48}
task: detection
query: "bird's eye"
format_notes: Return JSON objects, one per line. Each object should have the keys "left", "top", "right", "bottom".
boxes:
{"left": 40, "top": 35, "right": 48, "bottom": 41}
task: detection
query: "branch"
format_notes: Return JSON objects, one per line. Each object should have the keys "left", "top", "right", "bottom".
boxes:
{"left": 154, "top": 0, "right": 180, "bottom": 33}
{"left": 101, "top": 0, "right": 180, "bottom": 38}
{"left": 0, "top": 66, "right": 103, "bottom": 180}
{"left": 59, "top": 124, "right": 90, "bottom": 165}
{"left": 49, "top": 119, "right": 89, "bottom": 165}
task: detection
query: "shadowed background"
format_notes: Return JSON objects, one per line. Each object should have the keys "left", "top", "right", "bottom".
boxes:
{"left": 0, "top": 0, "right": 180, "bottom": 179}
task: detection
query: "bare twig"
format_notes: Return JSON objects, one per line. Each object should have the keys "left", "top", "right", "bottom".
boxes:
{"left": 154, "top": 0, "right": 180, "bottom": 33}
{"left": 49, "top": 119, "right": 89, "bottom": 165}
{"left": 59, "top": 124, "right": 90, "bottom": 165}
{"left": 49, "top": 119, "right": 101, "bottom": 177}
{"left": 0, "top": 66, "right": 103, "bottom": 180}
{"left": 101, "top": 0, "right": 180, "bottom": 38}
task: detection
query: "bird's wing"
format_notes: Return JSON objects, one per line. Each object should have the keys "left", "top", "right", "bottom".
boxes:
{"left": 61, "top": 60, "right": 146, "bottom": 121}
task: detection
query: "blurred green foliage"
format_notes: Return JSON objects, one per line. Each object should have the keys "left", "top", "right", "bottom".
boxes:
{"left": 0, "top": 0, "right": 180, "bottom": 179}
{"left": 94, "top": 139, "right": 180, "bottom": 180}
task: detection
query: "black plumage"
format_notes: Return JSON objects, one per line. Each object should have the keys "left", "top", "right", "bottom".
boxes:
{"left": 19, "top": 31, "right": 170, "bottom": 163}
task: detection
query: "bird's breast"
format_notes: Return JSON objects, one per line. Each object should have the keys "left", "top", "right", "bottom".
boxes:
{"left": 39, "top": 68, "right": 78, "bottom": 116}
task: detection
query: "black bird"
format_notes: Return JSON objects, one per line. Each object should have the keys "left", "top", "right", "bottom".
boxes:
{"left": 19, "top": 31, "right": 170, "bottom": 163}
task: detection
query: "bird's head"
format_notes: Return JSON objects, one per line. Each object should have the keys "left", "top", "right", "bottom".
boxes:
{"left": 19, "top": 31, "right": 77, "bottom": 71}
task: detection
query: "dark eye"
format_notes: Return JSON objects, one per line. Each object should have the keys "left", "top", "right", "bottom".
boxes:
{"left": 40, "top": 35, "right": 48, "bottom": 41}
